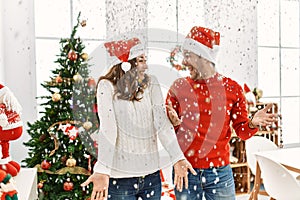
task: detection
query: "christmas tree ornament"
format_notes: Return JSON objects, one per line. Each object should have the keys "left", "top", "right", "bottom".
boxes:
{"left": 81, "top": 53, "right": 88, "bottom": 61}
{"left": 65, "top": 125, "right": 78, "bottom": 140}
{"left": 51, "top": 93, "right": 61, "bottom": 102}
{"left": 87, "top": 78, "right": 96, "bottom": 88}
{"left": 80, "top": 20, "right": 87, "bottom": 27}
{"left": 55, "top": 75, "right": 63, "bottom": 84}
{"left": 93, "top": 103, "right": 97, "bottom": 113}
{"left": 66, "top": 156, "right": 77, "bottom": 167}
{"left": 41, "top": 160, "right": 51, "bottom": 170}
{"left": 67, "top": 50, "right": 78, "bottom": 61}
{"left": 82, "top": 121, "right": 92, "bottom": 130}
{"left": 73, "top": 73, "right": 83, "bottom": 83}
{"left": 37, "top": 182, "right": 44, "bottom": 189}
{"left": 63, "top": 181, "right": 74, "bottom": 191}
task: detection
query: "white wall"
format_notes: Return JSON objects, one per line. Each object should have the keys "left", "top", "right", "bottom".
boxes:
{"left": 204, "top": 0, "right": 258, "bottom": 88}
{"left": 1, "top": 0, "right": 258, "bottom": 164}
{"left": 1, "top": 0, "right": 37, "bottom": 164}
{"left": 0, "top": 0, "right": 5, "bottom": 82}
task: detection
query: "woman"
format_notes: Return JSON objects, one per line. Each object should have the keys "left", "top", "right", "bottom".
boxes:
{"left": 81, "top": 37, "right": 196, "bottom": 200}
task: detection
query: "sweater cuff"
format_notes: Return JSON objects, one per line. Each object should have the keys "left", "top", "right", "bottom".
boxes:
{"left": 171, "top": 154, "right": 186, "bottom": 165}
{"left": 93, "top": 161, "right": 111, "bottom": 176}
{"left": 165, "top": 139, "right": 186, "bottom": 165}
{"left": 248, "top": 120, "right": 258, "bottom": 129}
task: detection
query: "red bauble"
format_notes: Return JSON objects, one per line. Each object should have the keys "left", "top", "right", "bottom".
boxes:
{"left": 88, "top": 78, "right": 96, "bottom": 87}
{"left": 93, "top": 103, "right": 98, "bottom": 113}
{"left": 41, "top": 160, "right": 51, "bottom": 170}
{"left": 37, "top": 182, "right": 44, "bottom": 189}
{"left": 55, "top": 75, "right": 63, "bottom": 83}
{"left": 63, "top": 181, "right": 74, "bottom": 191}
{"left": 68, "top": 51, "right": 78, "bottom": 61}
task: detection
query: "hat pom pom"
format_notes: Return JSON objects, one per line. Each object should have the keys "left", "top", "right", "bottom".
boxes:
{"left": 121, "top": 62, "right": 131, "bottom": 72}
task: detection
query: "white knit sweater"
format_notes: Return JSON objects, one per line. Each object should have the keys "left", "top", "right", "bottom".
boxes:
{"left": 93, "top": 75, "right": 185, "bottom": 178}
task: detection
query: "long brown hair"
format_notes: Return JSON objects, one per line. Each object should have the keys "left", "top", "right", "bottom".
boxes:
{"left": 97, "top": 57, "right": 150, "bottom": 101}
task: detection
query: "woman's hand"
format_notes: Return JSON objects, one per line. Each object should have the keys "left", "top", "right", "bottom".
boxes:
{"left": 81, "top": 173, "right": 109, "bottom": 200}
{"left": 173, "top": 159, "right": 197, "bottom": 192}
{"left": 166, "top": 104, "right": 181, "bottom": 126}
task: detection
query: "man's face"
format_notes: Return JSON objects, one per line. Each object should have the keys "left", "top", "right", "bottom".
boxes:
{"left": 182, "top": 50, "right": 202, "bottom": 80}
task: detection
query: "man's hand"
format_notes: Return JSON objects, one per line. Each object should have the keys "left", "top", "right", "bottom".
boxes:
{"left": 251, "top": 103, "right": 278, "bottom": 127}
{"left": 166, "top": 104, "right": 181, "bottom": 126}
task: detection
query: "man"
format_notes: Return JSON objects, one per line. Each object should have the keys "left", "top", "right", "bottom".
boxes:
{"left": 166, "top": 26, "right": 277, "bottom": 200}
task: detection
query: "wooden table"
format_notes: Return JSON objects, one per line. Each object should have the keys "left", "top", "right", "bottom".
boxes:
{"left": 248, "top": 147, "right": 300, "bottom": 200}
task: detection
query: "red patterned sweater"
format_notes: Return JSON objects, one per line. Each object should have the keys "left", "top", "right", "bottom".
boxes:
{"left": 166, "top": 73, "right": 258, "bottom": 169}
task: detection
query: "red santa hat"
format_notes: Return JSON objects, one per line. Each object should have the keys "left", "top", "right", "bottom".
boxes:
{"left": 104, "top": 37, "right": 144, "bottom": 72}
{"left": 182, "top": 26, "right": 220, "bottom": 64}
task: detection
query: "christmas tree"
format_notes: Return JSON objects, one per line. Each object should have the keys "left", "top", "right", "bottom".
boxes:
{"left": 23, "top": 13, "right": 99, "bottom": 200}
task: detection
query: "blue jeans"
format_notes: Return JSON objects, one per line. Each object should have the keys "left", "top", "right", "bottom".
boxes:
{"left": 173, "top": 165, "right": 236, "bottom": 200}
{"left": 108, "top": 170, "right": 162, "bottom": 200}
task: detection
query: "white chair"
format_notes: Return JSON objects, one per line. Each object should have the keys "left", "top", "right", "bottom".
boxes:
{"left": 255, "top": 154, "right": 300, "bottom": 200}
{"left": 245, "top": 136, "right": 278, "bottom": 195}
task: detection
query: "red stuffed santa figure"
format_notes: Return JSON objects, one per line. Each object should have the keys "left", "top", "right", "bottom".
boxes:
{"left": 0, "top": 84, "right": 23, "bottom": 177}
{"left": 0, "top": 169, "right": 18, "bottom": 200}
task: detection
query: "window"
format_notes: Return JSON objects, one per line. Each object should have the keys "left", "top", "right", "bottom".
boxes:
{"left": 257, "top": 0, "right": 300, "bottom": 144}
{"left": 34, "top": 0, "right": 300, "bottom": 144}
{"left": 34, "top": 0, "right": 106, "bottom": 113}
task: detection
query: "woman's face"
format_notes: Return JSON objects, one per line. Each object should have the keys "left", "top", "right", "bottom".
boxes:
{"left": 136, "top": 54, "right": 148, "bottom": 80}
